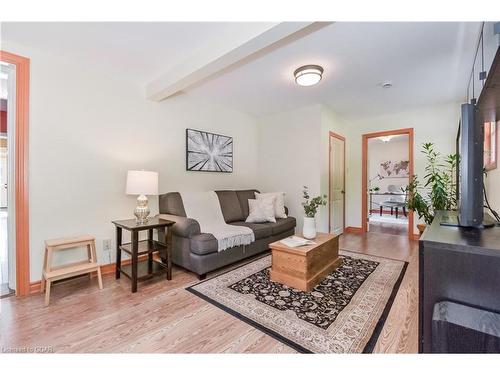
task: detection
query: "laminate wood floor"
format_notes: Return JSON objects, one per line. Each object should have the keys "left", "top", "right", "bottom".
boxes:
{"left": 368, "top": 221, "right": 408, "bottom": 236}
{"left": 0, "top": 231, "right": 418, "bottom": 353}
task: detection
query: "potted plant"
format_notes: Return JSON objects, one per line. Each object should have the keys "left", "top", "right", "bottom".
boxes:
{"left": 302, "top": 186, "right": 327, "bottom": 239}
{"left": 405, "top": 143, "right": 458, "bottom": 234}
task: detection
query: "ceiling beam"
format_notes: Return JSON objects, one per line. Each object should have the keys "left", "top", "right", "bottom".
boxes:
{"left": 145, "top": 22, "right": 330, "bottom": 101}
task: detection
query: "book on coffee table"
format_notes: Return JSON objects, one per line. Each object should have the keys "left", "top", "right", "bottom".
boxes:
{"left": 279, "top": 236, "right": 316, "bottom": 248}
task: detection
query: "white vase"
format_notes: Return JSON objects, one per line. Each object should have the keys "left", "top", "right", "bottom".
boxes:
{"left": 303, "top": 217, "right": 317, "bottom": 239}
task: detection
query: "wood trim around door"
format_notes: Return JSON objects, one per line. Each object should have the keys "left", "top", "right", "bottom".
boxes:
{"left": 0, "top": 50, "right": 30, "bottom": 296}
{"left": 361, "top": 128, "right": 414, "bottom": 240}
{"left": 328, "top": 131, "right": 346, "bottom": 234}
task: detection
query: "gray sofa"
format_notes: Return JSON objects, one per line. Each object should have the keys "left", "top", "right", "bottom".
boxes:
{"left": 157, "top": 189, "right": 296, "bottom": 279}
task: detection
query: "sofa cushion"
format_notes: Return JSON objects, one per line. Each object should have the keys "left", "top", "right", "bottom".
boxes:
{"left": 255, "top": 192, "right": 287, "bottom": 219}
{"left": 231, "top": 221, "right": 273, "bottom": 240}
{"left": 215, "top": 191, "right": 245, "bottom": 223}
{"left": 158, "top": 214, "right": 200, "bottom": 238}
{"left": 190, "top": 233, "right": 218, "bottom": 255}
{"left": 246, "top": 197, "right": 276, "bottom": 223}
{"left": 159, "top": 192, "right": 187, "bottom": 217}
{"left": 269, "top": 217, "right": 297, "bottom": 235}
{"left": 235, "top": 189, "right": 260, "bottom": 218}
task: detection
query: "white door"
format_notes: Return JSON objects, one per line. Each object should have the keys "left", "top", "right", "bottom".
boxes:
{"left": 329, "top": 135, "right": 345, "bottom": 235}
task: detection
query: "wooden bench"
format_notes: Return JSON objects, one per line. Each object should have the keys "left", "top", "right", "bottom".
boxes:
{"left": 41, "top": 235, "right": 103, "bottom": 306}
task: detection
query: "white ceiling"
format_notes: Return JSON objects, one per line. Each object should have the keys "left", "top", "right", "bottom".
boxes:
{"left": 0, "top": 22, "right": 274, "bottom": 86}
{"left": 1, "top": 22, "right": 482, "bottom": 118}
{"left": 186, "top": 22, "right": 482, "bottom": 118}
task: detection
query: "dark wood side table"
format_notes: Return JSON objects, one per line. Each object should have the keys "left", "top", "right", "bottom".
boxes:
{"left": 112, "top": 217, "right": 175, "bottom": 293}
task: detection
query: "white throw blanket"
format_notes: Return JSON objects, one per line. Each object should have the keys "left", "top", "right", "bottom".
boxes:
{"left": 179, "top": 191, "right": 255, "bottom": 252}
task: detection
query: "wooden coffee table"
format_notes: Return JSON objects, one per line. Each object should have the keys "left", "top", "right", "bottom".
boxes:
{"left": 269, "top": 232, "right": 342, "bottom": 291}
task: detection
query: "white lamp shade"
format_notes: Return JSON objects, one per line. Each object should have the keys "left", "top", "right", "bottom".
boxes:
{"left": 126, "top": 170, "right": 158, "bottom": 196}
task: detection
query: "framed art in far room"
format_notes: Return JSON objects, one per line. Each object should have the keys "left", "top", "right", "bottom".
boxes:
{"left": 484, "top": 121, "right": 498, "bottom": 171}
{"left": 379, "top": 159, "right": 409, "bottom": 178}
{"left": 186, "top": 128, "right": 233, "bottom": 172}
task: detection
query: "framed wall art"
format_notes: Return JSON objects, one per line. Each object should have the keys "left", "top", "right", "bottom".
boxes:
{"left": 379, "top": 160, "right": 410, "bottom": 178}
{"left": 186, "top": 128, "right": 233, "bottom": 172}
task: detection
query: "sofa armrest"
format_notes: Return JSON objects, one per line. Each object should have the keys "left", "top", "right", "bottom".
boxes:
{"left": 158, "top": 214, "right": 201, "bottom": 238}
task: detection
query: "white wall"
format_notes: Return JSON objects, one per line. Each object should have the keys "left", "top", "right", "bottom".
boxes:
{"left": 319, "top": 106, "right": 350, "bottom": 232}
{"left": 258, "top": 104, "right": 350, "bottom": 233}
{"left": 258, "top": 105, "right": 322, "bottom": 232}
{"left": 262, "top": 102, "right": 461, "bottom": 235}
{"left": 368, "top": 137, "right": 409, "bottom": 198}
{"left": 345, "top": 102, "right": 460, "bottom": 233}
{"left": 4, "top": 42, "right": 261, "bottom": 281}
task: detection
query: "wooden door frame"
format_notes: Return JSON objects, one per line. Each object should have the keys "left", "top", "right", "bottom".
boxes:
{"left": 0, "top": 50, "right": 30, "bottom": 296}
{"left": 328, "top": 131, "right": 346, "bottom": 234}
{"left": 361, "top": 128, "right": 415, "bottom": 240}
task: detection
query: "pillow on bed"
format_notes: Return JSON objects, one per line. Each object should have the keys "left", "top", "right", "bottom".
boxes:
{"left": 246, "top": 197, "right": 276, "bottom": 223}
{"left": 255, "top": 192, "right": 287, "bottom": 219}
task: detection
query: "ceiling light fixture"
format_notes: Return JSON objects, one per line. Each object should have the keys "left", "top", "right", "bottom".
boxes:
{"left": 380, "top": 81, "right": 393, "bottom": 89}
{"left": 379, "top": 136, "right": 394, "bottom": 143}
{"left": 294, "top": 65, "right": 324, "bottom": 87}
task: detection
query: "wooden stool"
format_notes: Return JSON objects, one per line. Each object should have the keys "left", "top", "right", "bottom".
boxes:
{"left": 41, "top": 235, "right": 103, "bottom": 306}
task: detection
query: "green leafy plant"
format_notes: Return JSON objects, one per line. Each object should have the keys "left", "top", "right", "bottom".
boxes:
{"left": 405, "top": 143, "right": 458, "bottom": 225}
{"left": 302, "top": 186, "right": 327, "bottom": 218}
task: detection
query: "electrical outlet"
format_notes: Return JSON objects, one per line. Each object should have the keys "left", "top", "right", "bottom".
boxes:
{"left": 103, "top": 239, "right": 112, "bottom": 252}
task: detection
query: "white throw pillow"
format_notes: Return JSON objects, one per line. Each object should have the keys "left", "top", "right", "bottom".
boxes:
{"left": 255, "top": 192, "right": 287, "bottom": 219}
{"left": 246, "top": 197, "right": 276, "bottom": 223}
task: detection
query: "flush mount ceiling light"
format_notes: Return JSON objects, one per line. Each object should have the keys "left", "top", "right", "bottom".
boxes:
{"left": 379, "top": 135, "right": 394, "bottom": 143}
{"left": 294, "top": 65, "right": 324, "bottom": 87}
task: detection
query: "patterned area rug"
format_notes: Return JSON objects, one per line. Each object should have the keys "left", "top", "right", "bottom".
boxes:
{"left": 187, "top": 250, "right": 407, "bottom": 353}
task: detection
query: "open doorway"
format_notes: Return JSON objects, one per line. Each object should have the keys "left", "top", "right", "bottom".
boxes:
{"left": 362, "top": 128, "right": 414, "bottom": 239}
{"left": 0, "top": 50, "right": 30, "bottom": 297}
{"left": 0, "top": 61, "right": 15, "bottom": 297}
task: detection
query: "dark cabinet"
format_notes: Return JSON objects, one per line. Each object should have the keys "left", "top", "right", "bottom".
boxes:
{"left": 419, "top": 211, "right": 500, "bottom": 353}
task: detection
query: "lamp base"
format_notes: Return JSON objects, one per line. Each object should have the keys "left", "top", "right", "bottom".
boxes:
{"left": 134, "top": 194, "right": 150, "bottom": 224}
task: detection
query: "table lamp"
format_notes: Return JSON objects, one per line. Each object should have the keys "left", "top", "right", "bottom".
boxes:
{"left": 126, "top": 170, "right": 158, "bottom": 223}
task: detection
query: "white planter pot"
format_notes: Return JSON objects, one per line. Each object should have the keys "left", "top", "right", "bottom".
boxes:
{"left": 303, "top": 217, "right": 317, "bottom": 239}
